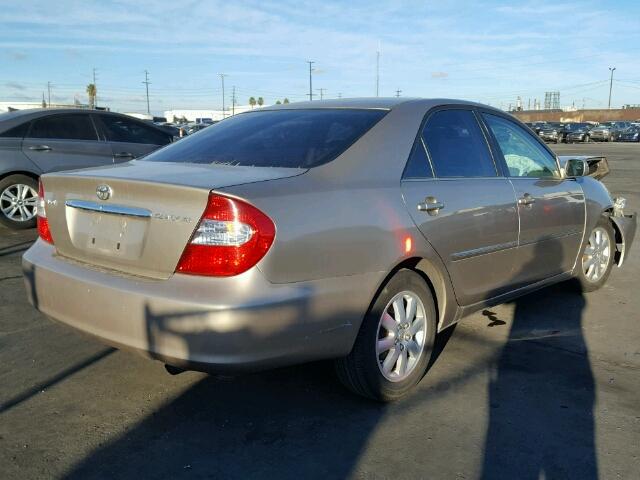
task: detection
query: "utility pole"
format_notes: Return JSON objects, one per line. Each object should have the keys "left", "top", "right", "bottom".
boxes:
{"left": 47, "top": 81, "right": 51, "bottom": 107}
{"left": 306, "top": 61, "right": 315, "bottom": 100}
{"left": 395, "top": 89, "right": 402, "bottom": 97}
{"left": 93, "top": 67, "right": 98, "bottom": 108}
{"left": 232, "top": 85, "right": 236, "bottom": 116}
{"left": 219, "top": 73, "right": 228, "bottom": 117}
{"left": 338, "top": 92, "right": 342, "bottom": 99}
{"left": 608, "top": 67, "right": 616, "bottom": 109}
{"left": 316, "top": 88, "right": 326, "bottom": 100}
{"left": 142, "top": 70, "right": 151, "bottom": 115}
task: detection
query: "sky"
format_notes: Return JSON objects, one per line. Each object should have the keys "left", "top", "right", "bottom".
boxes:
{"left": 1, "top": 0, "right": 640, "bottom": 115}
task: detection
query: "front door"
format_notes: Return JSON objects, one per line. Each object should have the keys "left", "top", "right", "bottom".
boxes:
{"left": 401, "top": 108, "right": 519, "bottom": 306}
{"left": 481, "top": 112, "right": 585, "bottom": 287}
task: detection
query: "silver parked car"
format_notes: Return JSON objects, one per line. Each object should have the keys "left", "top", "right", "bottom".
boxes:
{"left": 0, "top": 109, "right": 173, "bottom": 229}
{"left": 23, "top": 99, "right": 636, "bottom": 401}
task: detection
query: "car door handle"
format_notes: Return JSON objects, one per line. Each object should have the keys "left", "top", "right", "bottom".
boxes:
{"left": 113, "top": 152, "right": 135, "bottom": 159}
{"left": 28, "top": 145, "right": 51, "bottom": 152}
{"left": 518, "top": 193, "right": 536, "bottom": 206}
{"left": 417, "top": 197, "right": 445, "bottom": 215}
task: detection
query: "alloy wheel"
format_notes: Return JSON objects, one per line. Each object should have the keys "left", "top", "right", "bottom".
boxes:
{"left": 0, "top": 183, "right": 38, "bottom": 223}
{"left": 376, "top": 291, "right": 427, "bottom": 382}
{"left": 582, "top": 227, "right": 612, "bottom": 283}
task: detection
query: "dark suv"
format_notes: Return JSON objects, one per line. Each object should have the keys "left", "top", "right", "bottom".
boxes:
{"left": 0, "top": 109, "right": 173, "bottom": 229}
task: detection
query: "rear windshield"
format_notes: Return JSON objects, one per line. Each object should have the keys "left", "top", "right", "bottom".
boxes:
{"left": 142, "top": 109, "right": 387, "bottom": 168}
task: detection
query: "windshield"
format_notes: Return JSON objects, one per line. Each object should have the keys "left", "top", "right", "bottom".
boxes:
{"left": 143, "top": 108, "right": 387, "bottom": 168}
{"left": 566, "top": 123, "right": 590, "bottom": 131}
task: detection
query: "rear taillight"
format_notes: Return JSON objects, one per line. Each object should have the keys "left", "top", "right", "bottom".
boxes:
{"left": 176, "top": 193, "right": 275, "bottom": 276}
{"left": 37, "top": 180, "right": 54, "bottom": 244}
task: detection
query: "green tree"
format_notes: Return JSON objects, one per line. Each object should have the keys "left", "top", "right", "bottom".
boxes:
{"left": 249, "top": 96, "right": 256, "bottom": 108}
{"left": 283, "top": 98, "right": 290, "bottom": 104}
{"left": 41, "top": 92, "right": 47, "bottom": 108}
{"left": 276, "top": 100, "right": 282, "bottom": 104}
{"left": 257, "top": 97, "right": 264, "bottom": 107}
{"left": 86, "top": 83, "right": 97, "bottom": 109}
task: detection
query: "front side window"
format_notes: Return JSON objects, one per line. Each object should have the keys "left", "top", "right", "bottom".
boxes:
{"left": 483, "top": 114, "right": 559, "bottom": 178}
{"left": 100, "top": 116, "right": 170, "bottom": 145}
{"left": 28, "top": 114, "right": 97, "bottom": 141}
{"left": 143, "top": 109, "right": 387, "bottom": 168}
{"left": 0, "top": 122, "right": 29, "bottom": 138}
{"left": 421, "top": 109, "right": 496, "bottom": 178}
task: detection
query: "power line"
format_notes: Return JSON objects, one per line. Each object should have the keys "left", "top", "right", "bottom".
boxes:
{"left": 142, "top": 70, "right": 151, "bottom": 115}
{"left": 316, "top": 88, "right": 326, "bottom": 100}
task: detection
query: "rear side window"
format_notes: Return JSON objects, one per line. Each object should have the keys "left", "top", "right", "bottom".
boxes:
{"left": 142, "top": 109, "right": 387, "bottom": 168}
{"left": 403, "top": 138, "right": 432, "bottom": 178}
{"left": 28, "top": 114, "right": 98, "bottom": 141}
{"left": 0, "top": 122, "right": 29, "bottom": 138}
{"left": 100, "top": 116, "right": 171, "bottom": 145}
{"left": 422, "top": 110, "right": 496, "bottom": 178}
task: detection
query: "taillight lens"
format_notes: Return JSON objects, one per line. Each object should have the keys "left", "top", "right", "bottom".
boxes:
{"left": 176, "top": 193, "right": 275, "bottom": 276}
{"left": 37, "top": 180, "right": 54, "bottom": 244}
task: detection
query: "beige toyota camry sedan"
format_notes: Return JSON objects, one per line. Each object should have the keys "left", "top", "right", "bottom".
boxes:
{"left": 23, "top": 99, "right": 636, "bottom": 400}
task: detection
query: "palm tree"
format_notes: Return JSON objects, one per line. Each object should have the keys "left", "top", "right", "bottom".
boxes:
{"left": 283, "top": 98, "right": 290, "bottom": 104}
{"left": 257, "top": 97, "right": 264, "bottom": 107}
{"left": 86, "top": 83, "right": 97, "bottom": 109}
{"left": 249, "top": 97, "right": 256, "bottom": 108}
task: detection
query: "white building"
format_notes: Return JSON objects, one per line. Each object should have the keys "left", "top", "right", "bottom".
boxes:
{"left": 163, "top": 105, "right": 266, "bottom": 123}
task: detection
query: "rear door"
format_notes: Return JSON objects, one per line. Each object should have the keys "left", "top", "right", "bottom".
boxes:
{"left": 481, "top": 112, "right": 585, "bottom": 286}
{"left": 22, "top": 113, "right": 113, "bottom": 173}
{"left": 94, "top": 114, "right": 172, "bottom": 162}
{"left": 401, "top": 107, "right": 519, "bottom": 306}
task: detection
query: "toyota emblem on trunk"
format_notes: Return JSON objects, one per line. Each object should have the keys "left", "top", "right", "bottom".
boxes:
{"left": 96, "top": 184, "right": 112, "bottom": 201}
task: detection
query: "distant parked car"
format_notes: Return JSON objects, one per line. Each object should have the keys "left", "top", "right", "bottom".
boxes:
{"left": 610, "top": 122, "right": 633, "bottom": 141}
{"left": 0, "top": 108, "right": 173, "bottom": 229}
{"left": 617, "top": 126, "right": 640, "bottom": 142}
{"left": 538, "top": 122, "right": 564, "bottom": 143}
{"left": 564, "top": 123, "right": 593, "bottom": 143}
{"left": 588, "top": 123, "right": 615, "bottom": 142}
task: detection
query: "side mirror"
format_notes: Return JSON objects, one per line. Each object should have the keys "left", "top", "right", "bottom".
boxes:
{"left": 564, "top": 158, "right": 588, "bottom": 178}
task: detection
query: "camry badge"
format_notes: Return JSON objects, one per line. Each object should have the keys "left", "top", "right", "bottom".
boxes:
{"left": 96, "top": 184, "right": 112, "bottom": 201}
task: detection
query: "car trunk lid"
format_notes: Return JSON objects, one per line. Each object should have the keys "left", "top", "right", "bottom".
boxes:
{"left": 41, "top": 161, "right": 304, "bottom": 279}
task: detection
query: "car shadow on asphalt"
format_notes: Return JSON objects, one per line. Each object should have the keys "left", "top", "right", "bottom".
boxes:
{"left": 62, "top": 241, "right": 597, "bottom": 479}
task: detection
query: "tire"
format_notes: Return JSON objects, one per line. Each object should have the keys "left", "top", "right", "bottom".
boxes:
{"left": 576, "top": 217, "right": 616, "bottom": 292}
{"left": 335, "top": 269, "right": 437, "bottom": 401}
{"left": 0, "top": 174, "right": 39, "bottom": 230}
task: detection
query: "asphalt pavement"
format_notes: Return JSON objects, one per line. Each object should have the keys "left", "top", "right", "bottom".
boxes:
{"left": 1, "top": 142, "right": 638, "bottom": 479}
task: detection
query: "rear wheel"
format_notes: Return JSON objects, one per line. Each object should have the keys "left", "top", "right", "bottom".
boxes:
{"left": 576, "top": 217, "right": 615, "bottom": 292}
{"left": 0, "top": 174, "right": 38, "bottom": 229}
{"left": 335, "top": 269, "right": 437, "bottom": 401}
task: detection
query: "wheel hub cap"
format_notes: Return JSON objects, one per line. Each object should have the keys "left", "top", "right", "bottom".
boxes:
{"left": 376, "top": 291, "right": 427, "bottom": 382}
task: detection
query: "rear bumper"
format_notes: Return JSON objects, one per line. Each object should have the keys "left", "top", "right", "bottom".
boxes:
{"left": 23, "top": 240, "right": 380, "bottom": 372}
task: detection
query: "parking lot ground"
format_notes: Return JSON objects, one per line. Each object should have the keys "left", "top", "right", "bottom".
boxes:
{"left": 1, "top": 143, "right": 639, "bottom": 479}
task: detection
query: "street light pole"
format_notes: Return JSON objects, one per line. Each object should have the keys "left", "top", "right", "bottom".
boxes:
{"left": 219, "top": 73, "right": 228, "bottom": 117}
{"left": 608, "top": 67, "right": 616, "bottom": 109}
{"left": 307, "top": 61, "right": 314, "bottom": 101}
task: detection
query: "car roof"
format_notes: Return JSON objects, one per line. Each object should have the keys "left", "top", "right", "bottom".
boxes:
{"left": 258, "top": 97, "right": 494, "bottom": 112}
{"left": 0, "top": 108, "right": 162, "bottom": 134}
